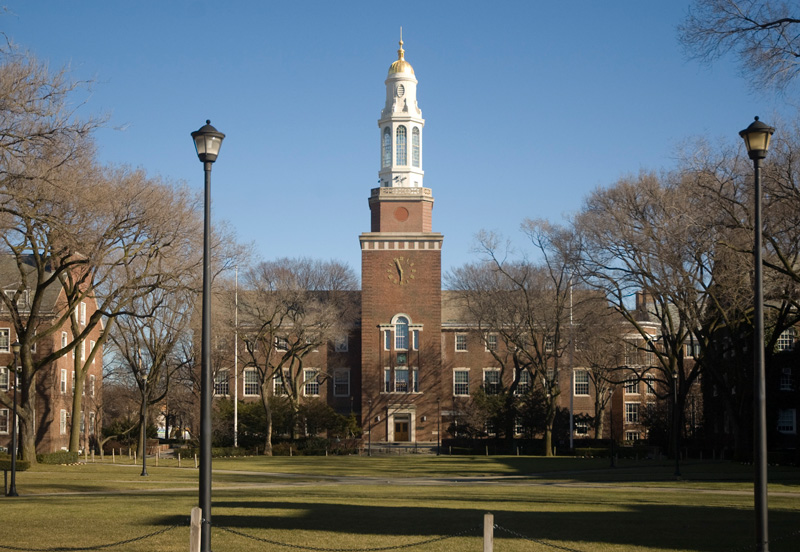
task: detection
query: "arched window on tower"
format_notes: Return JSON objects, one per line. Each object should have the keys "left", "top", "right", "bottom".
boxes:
{"left": 396, "top": 126, "right": 407, "bottom": 166}
{"left": 395, "top": 316, "right": 409, "bottom": 350}
{"left": 412, "top": 127, "right": 420, "bottom": 168}
{"left": 382, "top": 127, "right": 391, "bottom": 168}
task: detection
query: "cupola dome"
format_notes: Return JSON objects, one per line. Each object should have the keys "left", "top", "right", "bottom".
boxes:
{"left": 388, "top": 39, "right": 415, "bottom": 75}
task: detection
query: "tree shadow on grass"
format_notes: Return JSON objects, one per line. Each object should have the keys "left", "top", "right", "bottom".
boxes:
{"left": 156, "top": 499, "right": 800, "bottom": 551}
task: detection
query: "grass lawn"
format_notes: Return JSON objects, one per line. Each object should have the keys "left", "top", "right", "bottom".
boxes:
{"left": 1, "top": 456, "right": 799, "bottom": 552}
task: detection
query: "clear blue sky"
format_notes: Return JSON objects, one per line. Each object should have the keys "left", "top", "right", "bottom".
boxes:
{"left": 3, "top": 1, "right": 792, "bottom": 279}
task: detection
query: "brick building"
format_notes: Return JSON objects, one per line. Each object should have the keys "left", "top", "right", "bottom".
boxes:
{"left": 0, "top": 256, "right": 103, "bottom": 454}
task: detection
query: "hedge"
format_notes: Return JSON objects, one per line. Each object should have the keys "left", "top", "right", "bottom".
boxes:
{"left": 0, "top": 455, "right": 30, "bottom": 471}
{"left": 36, "top": 451, "right": 79, "bottom": 464}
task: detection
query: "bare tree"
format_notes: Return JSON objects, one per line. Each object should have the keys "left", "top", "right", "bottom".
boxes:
{"left": 679, "top": 0, "right": 800, "bottom": 92}
{"left": 447, "top": 224, "right": 577, "bottom": 456}
{"left": 237, "top": 258, "right": 358, "bottom": 455}
{"left": 107, "top": 287, "right": 195, "bottom": 461}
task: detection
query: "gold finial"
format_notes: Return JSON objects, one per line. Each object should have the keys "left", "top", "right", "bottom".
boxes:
{"left": 398, "top": 27, "right": 405, "bottom": 60}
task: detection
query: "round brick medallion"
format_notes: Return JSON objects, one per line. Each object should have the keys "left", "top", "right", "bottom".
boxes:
{"left": 394, "top": 207, "right": 409, "bottom": 222}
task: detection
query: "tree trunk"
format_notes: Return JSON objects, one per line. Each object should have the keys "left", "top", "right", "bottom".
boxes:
{"left": 68, "top": 377, "right": 85, "bottom": 453}
{"left": 19, "top": 372, "right": 38, "bottom": 463}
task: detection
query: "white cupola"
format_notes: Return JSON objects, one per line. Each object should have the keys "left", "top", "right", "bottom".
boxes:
{"left": 378, "top": 33, "right": 425, "bottom": 188}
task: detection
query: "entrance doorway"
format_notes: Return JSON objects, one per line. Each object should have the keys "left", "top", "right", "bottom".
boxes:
{"left": 394, "top": 415, "right": 410, "bottom": 441}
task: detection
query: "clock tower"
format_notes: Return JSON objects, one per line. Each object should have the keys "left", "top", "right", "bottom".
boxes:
{"left": 360, "top": 37, "right": 444, "bottom": 445}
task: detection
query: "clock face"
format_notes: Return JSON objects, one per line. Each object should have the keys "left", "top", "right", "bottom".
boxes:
{"left": 386, "top": 256, "right": 416, "bottom": 285}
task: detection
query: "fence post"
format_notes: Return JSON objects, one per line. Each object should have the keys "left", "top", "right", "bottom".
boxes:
{"left": 484, "top": 512, "right": 494, "bottom": 552}
{"left": 189, "top": 507, "right": 202, "bottom": 552}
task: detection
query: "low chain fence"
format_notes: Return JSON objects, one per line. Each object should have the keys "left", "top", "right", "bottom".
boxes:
{"left": 1, "top": 512, "right": 799, "bottom": 551}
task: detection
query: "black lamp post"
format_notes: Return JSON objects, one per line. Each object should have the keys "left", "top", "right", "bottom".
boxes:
{"left": 739, "top": 116, "right": 775, "bottom": 552}
{"left": 140, "top": 372, "right": 148, "bottom": 477}
{"left": 7, "top": 341, "right": 20, "bottom": 497}
{"left": 673, "top": 368, "right": 680, "bottom": 478}
{"left": 192, "top": 119, "right": 225, "bottom": 552}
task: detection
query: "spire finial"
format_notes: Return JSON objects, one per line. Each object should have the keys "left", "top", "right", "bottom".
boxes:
{"left": 398, "top": 27, "right": 405, "bottom": 60}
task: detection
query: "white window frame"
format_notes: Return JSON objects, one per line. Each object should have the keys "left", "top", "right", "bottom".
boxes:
{"left": 645, "top": 375, "right": 656, "bottom": 395}
{"left": 455, "top": 333, "right": 468, "bottom": 352}
{"left": 214, "top": 369, "right": 230, "bottom": 396}
{"left": 0, "top": 367, "right": 8, "bottom": 391}
{"left": 626, "top": 431, "right": 640, "bottom": 441}
{"left": 0, "top": 328, "right": 9, "bottom": 352}
{"left": 574, "top": 370, "right": 590, "bottom": 396}
{"left": 243, "top": 368, "right": 260, "bottom": 396}
{"left": 90, "top": 340, "right": 96, "bottom": 364}
{"left": 625, "top": 402, "right": 639, "bottom": 424}
{"left": 0, "top": 408, "right": 8, "bottom": 434}
{"left": 61, "top": 369, "right": 68, "bottom": 394}
{"left": 275, "top": 336, "right": 289, "bottom": 352}
{"left": 273, "top": 369, "right": 289, "bottom": 396}
{"left": 624, "top": 377, "right": 639, "bottom": 395}
{"left": 485, "top": 334, "right": 498, "bottom": 352}
{"left": 453, "top": 369, "right": 470, "bottom": 396}
{"left": 89, "top": 411, "right": 96, "bottom": 435}
{"left": 80, "top": 340, "right": 86, "bottom": 362}
{"left": 514, "top": 369, "right": 532, "bottom": 395}
{"left": 575, "top": 420, "right": 589, "bottom": 436}
{"left": 60, "top": 409, "right": 67, "bottom": 435}
{"left": 303, "top": 369, "right": 320, "bottom": 397}
{"left": 89, "top": 375, "right": 96, "bottom": 397}
{"left": 780, "top": 367, "right": 793, "bottom": 391}
{"left": 776, "top": 328, "right": 797, "bottom": 352}
{"left": 483, "top": 368, "right": 501, "bottom": 395}
{"left": 333, "top": 369, "right": 350, "bottom": 397}
{"left": 79, "top": 302, "right": 86, "bottom": 325}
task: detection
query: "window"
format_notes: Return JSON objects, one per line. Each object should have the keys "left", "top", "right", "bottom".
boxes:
{"left": 780, "top": 368, "right": 793, "bottom": 391}
{"left": 625, "top": 403, "right": 639, "bottom": 424}
{"left": 0, "top": 408, "right": 8, "bottom": 434}
{"left": 685, "top": 341, "right": 701, "bottom": 358}
{"left": 625, "top": 378, "right": 639, "bottom": 394}
{"left": 395, "top": 316, "right": 409, "bottom": 350}
{"left": 515, "top": 370, "right": 532, "bottom": 395}
{"left": 80, "top": 411, "right": 85, "bottom": 433}
{"left": 0, "top": 328, "right": 9, "bottom": 352}
{"left": 485, "top": 334, "right": 498, "bottom": 352}
{"left": 80, "top": 340, "right": 86, "bottom": 362}
{"left": 384, "top": 330, "right": 392, "bottom": 351}
{"left": 575, "top": 420, "right": 589, "bottom": 436}
{"left": 777, "top": 409, "right": 796, "bottom": 434}
{"left": 384, "top": 368, "right": 391, "bottom": 393}
{"left": 89, "top": 375, "right": 96, "bottom": 397}
{"left": 645, "top": 375, "right": 656, "bottom": 395}
{"left": 483, "top": 369, "right": 501, "bottom": 395}
{"left": 382, "top": 127, "right": 391, "bottom": 168}
{"left": 334, "top": 336, "right": 349, "bottom": 353}
{"left": 412, "top": 127, "right": 420, "bottom": 167}
{"left": 244, "top": 369, "right": 259, "bottom": 396}
{"left": 71, "top": 371, "right": 75, "bottom": 394}
{"left": 0, "top": 367, "right": 7, "bottom": 391}
{"left": 395, "top": 125, "right": 407, "bottom": 165}
{"left": 624, "top": 341, "right": 638, "bottom": 364}
{"left": 574, "top": 370, "right": 589, "bottom": 395}
{"left": 776, "top": 328, "right": 797, "bottom": 351}
{"left": 455, "top": 334, "right": 468, "bottom": 352}
{"left": 545, "top": 336, "right": 554, "bottom": 353}
{"left": 304, "top": 369, "right": 320, "bottom": 396}
{"left": 275, "top": 337, "right": 289, "bottom": 352}
{"left": 61, "top": 331, "right": 68, "bottom": 350}
{"left": 394, "top": 368, "right": 409, "bottom": 392}
{"left": 60, "top": 410, "right": 67, "bottom": 435}
{"left": 214, "top": 370, "right": 229, "bottom": 396}
{"left": 626, "top": 431, "right": 640, "bottom": 441}
{"left": 61, "top": 369, "right": 67, "bottom": 394}
{"left": 80, "top": 302, "right": 86, "bottom": 325}
{"left": 273, "top": 370, "right": 288, "bottom": 396}
{"left": 4, "top": 289, "right": 28, "bottom": 310}
{"left": 454, "top": 369, "right": 470, "bottom": 396}
{"left": 334, "top": 369, "right": 350, "bottom": 397}
{"left": 412, "top": 330, "right": 419, "bottom": 351}
{"left": 89, "top": 412, "right": 96, "bottom": 435}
